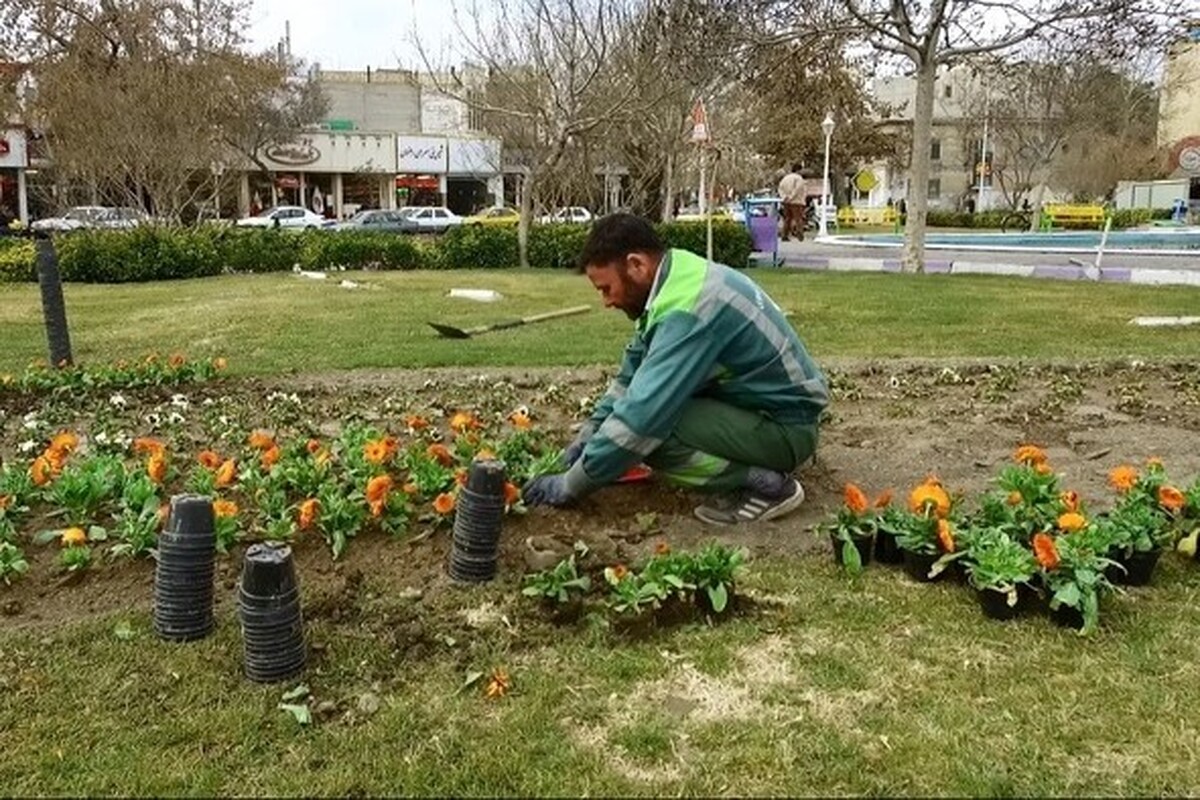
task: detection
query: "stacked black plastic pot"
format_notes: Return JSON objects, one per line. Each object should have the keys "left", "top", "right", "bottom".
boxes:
{"left": 154, "top": 495, "right": 217, "bottom": 642}
{"left": 448, "top": 458, "right": 507, "bottom": 583}
{"left": 239, "top": 542, "right": 306, "bottom": 683}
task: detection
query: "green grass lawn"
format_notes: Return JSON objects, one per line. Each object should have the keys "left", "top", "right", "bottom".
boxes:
{"left": 3, "top": 558, "right": 1200, "bottom": 796}
{"left": 3, "top": 269, "right": 1200, "bottom": 375}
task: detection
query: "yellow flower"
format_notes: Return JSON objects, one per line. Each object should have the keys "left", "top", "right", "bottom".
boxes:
{"left": 60, "top": 527, "right": 87, "bottom": 547}
{"left": 298, "top": 498, "right": 320, "bottom": 530}
{"left": 147, "top": 453, "right": 167, "bottom": 484}
{"left": 449, "top": 411, "right": 480, "bottom": 433}
{"left": 1013, "top": 444, "right": 1047, "bottom": 466}
{"left": 909, "top": 482, "right": 951, "bottom": 518}
{"left": 215, "top": 459, "right": 237, "bottom": 488}
{"left": 1057, "top": 512, "right": 1087, "bottom": 533}
{"left": 213, "top": 499, "right": 239, "bottom": 518}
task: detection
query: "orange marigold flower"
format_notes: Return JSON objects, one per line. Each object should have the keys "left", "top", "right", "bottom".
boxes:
{"left": 50, "top": 431, "right": 79, "bottom": 454}
{"left": 485, "top": 668, "right": 510, "bottom": 699}
{"left": 1146, "top": 456, "right": 1164, "bottom": 469}
{"left": 306, "top": 438, "right": 322, "bottom": 454}
{"left": 843, "top": 483, "right": 870, "bottom": 514}
{"left": 936, "top": 519, "right": 955, "bottom": 553}
{"left": 314, "top": 450, "right": 333, "bottom": 468}
{"left": 212, "top": 357, "right": 228, "bottom": 371}
{"left": 610, "top": 564, "right": 629, "bottom": 581}
{"left": 433, "top": 492, "right": 456, "bottom": 515}
{"left": 401, "top": 482, "right": 420, "bottom": 496}
{"left": 909, "top": 483, "right": 951, "bottom": 518}
{"left": 248, "top": 431, "right": 275, "bottom": 451}
{"left": 1057, "top": 512, "right": 1087, "bottom": 533}
{"left": 922, "top": 474, "right": 943, "bottom": 487}
{"left": 147, "top": 453, "right": 167, "bottom": 484}
{"left": 1158, "top": 485, "right": 1186, "bottom": 513}
{"left": 1034, "top": 462, "right": 1053, "bottom": 476}
{"left": 1108, "top": 465, "right": 1138, "bottom": 493}
{"left": 1060, "top": 490, "right": 1080, "bottom": 512}
{"left": 382, "top": 436, "right": 400, "bottom": 459}
{"left": 364, "top": 439, "right": 391, "bottom": 465}
{"left": 475, "top": 448, "right": 497, "bottom": 462}
{"left": 30, "top": 455, "right": 54, "bottom": 486}
{"left": 405, "top": 415, "right": 429, "bottom": 431}
{"left": 449, "top": 411, "right": 480, "bottom": 433}
{"left": 874, "top": 489, "right": 893, "bottom": 509}
{"left": 215, "top": 459, "right": 237, "bottom": 488}
{"left": 197, "top": 450, "right": 222, "bottom": 469}
{"left": 298, "top": 498, "right": 320, "bottom": 530}
{"left": 455, "top": 468, "right": 469, "bottom": 487}
{"left": 133, "top": 437, "right": 165, "bottom": 456}
{"left": 260, "top": 445, "right": 281, "bottom": 470}
{"left": 60, "top": 527, "right": 87, "bottom": 547}
{"left": 366, "top": 474, "right": 394, "bottom": 504}
{"left": 168, "top": 353, "right": 186, "bottom": 368}
{"left": 509, "top": 410, "right": 532, "bottom": 430}
{"left": 1033, "top": 533, "right": 1060, "bottom": 570}
{"left": 1013, "top": 444, "right": 1047, "bottom": 465}
{"left": 503, "top": 481, "right": 521, "bottom": 506}
{"left": 1006, "top": 490, "right": 1023, "bottom": 506}
{"left": 157, "top": 503, "right": 170, "bottom": 526}
{"left": 654, "top": 541, "right": 671, "bottom": 556}
{"left": 426, "top": 443, "right": 454, "bottom": 467}
{"left": 213, "top": 499, "right": 239, "bottom": 518}
{"left": 42, "top": 446, "right": 68, "bottom": 472}
{"left": 0, "top": 494, "right": 9, "bottom": 511}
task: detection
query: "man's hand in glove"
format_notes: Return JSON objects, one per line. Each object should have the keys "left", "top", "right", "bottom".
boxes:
{"left": 522, "top": 474, "right": 575, "bottom": 507}
{"left": 561, "top": 423, "right": 595, "bottom": 469}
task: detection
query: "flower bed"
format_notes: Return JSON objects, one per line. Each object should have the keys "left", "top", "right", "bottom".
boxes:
{"left": 820, "top": 446, "right": 1200, "bottom": 635}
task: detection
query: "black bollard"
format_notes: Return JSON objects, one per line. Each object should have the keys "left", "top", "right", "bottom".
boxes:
{"left": 239, "top": 542, "right": 306, "bottom": 683}
{"left": 153, "top": 494, "right": 217, "bottom": 642}
{"left": 34, "top": 234, "right": 73, "bottom": 368}
{"left": 447, "top": 458, "right": 507, "bottom": 583}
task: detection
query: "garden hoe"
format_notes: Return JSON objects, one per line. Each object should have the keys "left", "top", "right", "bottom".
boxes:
{"left": 428, "top": 305, "right": 591, "bottom": 339}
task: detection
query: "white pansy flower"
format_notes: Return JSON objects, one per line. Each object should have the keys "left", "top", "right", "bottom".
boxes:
{"left": 94, "top": 431, "right": 111, "bottom": 445}
{"left": 109, "top": 393, "right": 127, "bottom": 408}
{"left": 18, "top": 440, "right": 37, "bottom": 453}
{"left": 167, "top": 412, "right": 186, "bottom": 425}
{"left": 170, "top": 394, "right": 189, "bottom": 410}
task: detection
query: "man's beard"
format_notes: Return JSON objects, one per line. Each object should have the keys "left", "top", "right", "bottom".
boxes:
{"left": 618, "top": 272, "right": 652, "bottom": 320}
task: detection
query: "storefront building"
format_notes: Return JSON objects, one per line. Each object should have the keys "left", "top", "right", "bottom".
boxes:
{"left": 395, "top": 134, "right": 503, "bottom": 215}
{"left": 238, "top": 130, "right": 398, "bottom": 218}
{"left": 0, "top": 127, "right": 28, "bottom": 224}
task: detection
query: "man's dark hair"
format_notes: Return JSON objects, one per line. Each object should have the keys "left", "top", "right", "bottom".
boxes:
{"left": 791, "top": 162, "right": 803, "bottom": 173}
{"left": 576, "top": 213, "right": 664, "bottom": 272}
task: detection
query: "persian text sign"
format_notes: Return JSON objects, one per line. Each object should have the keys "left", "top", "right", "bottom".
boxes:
{"left": 398, "top": 136, "right": 448, "bottom": 173}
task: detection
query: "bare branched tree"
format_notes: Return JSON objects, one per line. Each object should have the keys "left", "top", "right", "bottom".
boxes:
{"left": 773, "top": 0, "right": 1185, "bottom": 270}
{"left": 4, "top": 0, "right": 326, "bottom": 221}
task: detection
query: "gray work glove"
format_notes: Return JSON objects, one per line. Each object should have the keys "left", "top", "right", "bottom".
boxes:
{"left": 562, "top": 422, "right": 596, "bottom": 469}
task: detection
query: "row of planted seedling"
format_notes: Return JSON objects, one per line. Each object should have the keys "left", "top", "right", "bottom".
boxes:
{"left": 520, "top": 541, "right": 747, "bottom": 628}
{"left": 0, "top": 352, "right": 227, "bottom": 394}
{"left": 0, "top": 408, "right": 560, "bottom": 584}
{"left": 821, "top": 445, "right": 1200, "bottom": 634}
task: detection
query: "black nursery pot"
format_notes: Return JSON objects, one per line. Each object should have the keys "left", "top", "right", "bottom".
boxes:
{"left": 1051, "top": 604, "right": 1085, "bottom": 631}
{"left": 1106, "top": 548, "right": 1162, "bottom": 587}
{"left": 874, "top": 531, "right": 904, "bottom": 564}
{"left": 902, "top": 550, "right": 942, "bottom": 583}
{"left": 977, "top": 584, "right": 1034, "bottom": 621}
{"left": 830, "top": 533, "right": 873, "bottom": 568}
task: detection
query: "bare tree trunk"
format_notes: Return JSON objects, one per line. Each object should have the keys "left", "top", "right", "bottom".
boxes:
{"left": 1027, "top": 181, "right": 1047, "bottom": 232}
{"left": 660, "top": 150, "right": 674, "bottom": 222}
{"left": 517, "top": 171, "right": 533, "bottom": 269}
{"left": 902, "top": 59, "right": 938, "bottom": 273}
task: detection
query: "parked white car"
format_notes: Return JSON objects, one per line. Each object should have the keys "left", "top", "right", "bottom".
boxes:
{"left": 538, "top": 207, "right": 593, "bottom": 224}
{"left": 235, "top": 206, "right": 332, "bottom": 230}
{"left": 31, "top": 206, "right": 149, "bottom": 232}
{"left": 397, "top": 206, "right": 463, "bottom": 234}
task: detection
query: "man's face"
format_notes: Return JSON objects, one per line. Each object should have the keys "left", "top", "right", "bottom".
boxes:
{"left": 585, "top": 253, "right": 656, "bottom": 320}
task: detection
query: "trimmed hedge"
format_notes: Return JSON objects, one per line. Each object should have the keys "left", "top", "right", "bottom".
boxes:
{"left": 0, "top": 237, "right": 36, "bottom": 282}
{"left": 2, "top": 218, "right": 753, "bottom": 283}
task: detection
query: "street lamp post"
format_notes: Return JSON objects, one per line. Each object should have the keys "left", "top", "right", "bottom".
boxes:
{"left": 819, "top": 113, "right": 835, "bottom": 238}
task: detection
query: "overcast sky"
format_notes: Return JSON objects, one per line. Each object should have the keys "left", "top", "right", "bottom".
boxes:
{"left": 246, "top": 0, "right": 463, "bottom": 70}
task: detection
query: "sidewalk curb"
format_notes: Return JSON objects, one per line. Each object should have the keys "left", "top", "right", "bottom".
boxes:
{"left": 769, "top": 255, "right": 1200, "bottom": 287}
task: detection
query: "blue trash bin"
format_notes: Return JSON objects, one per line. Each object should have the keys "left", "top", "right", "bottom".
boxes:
{"left": 743, "top": 197, "right": 782, "bottom": 266}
